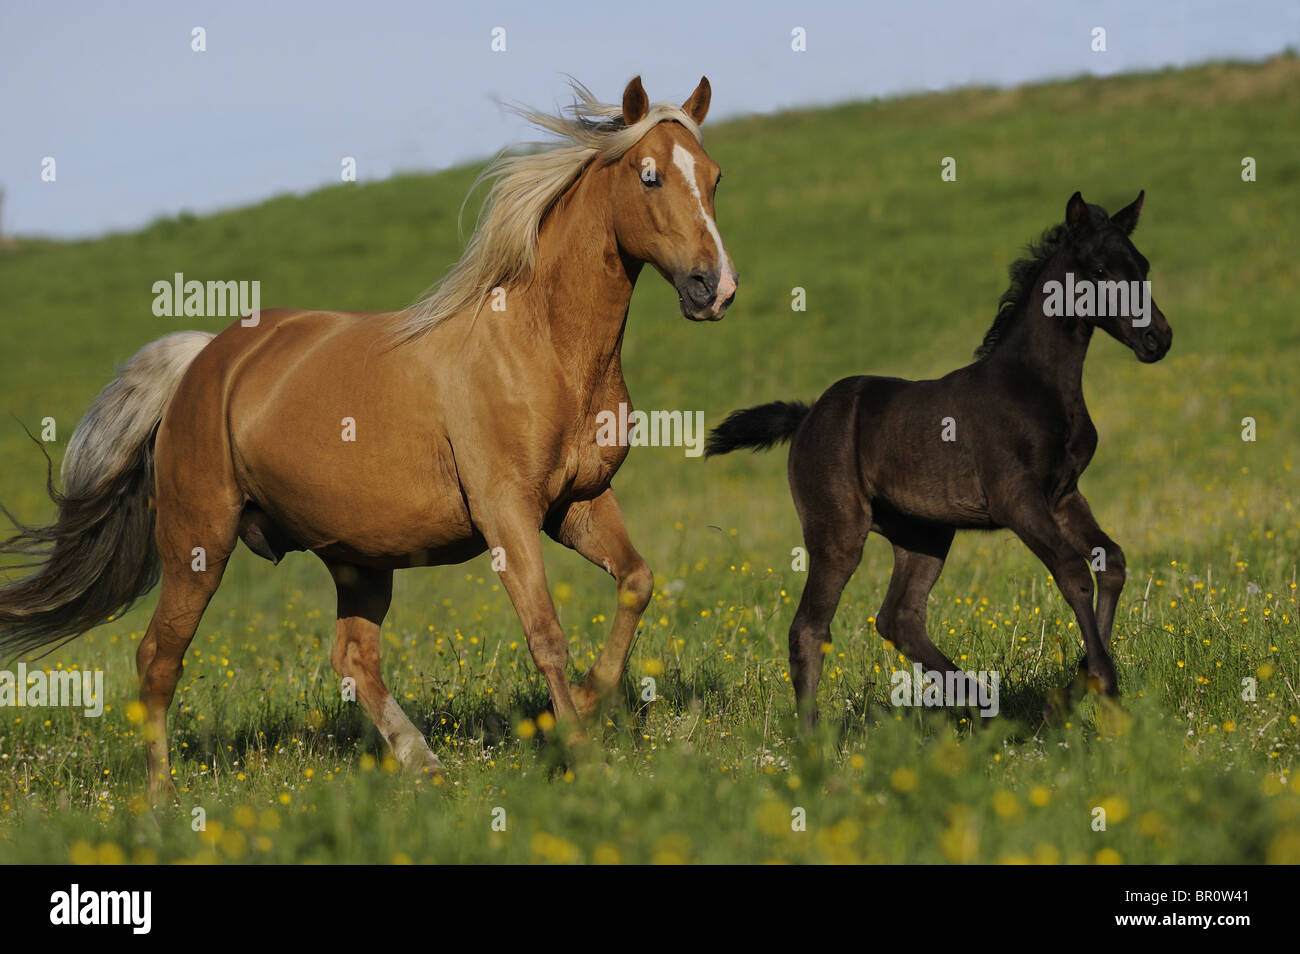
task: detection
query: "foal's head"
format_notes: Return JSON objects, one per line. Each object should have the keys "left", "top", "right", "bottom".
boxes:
{"left": 1058, "top": 190, "right": 1173, "bottom": 362}
{"left": 609, "top": 77, "right": 739, "bottom": 320}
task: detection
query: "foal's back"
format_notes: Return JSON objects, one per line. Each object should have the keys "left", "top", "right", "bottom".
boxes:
{"left": 790, "top": 361, "right": 1059, "bottom": 530}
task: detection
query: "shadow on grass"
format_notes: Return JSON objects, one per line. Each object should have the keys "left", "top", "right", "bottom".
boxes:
{"left": 168, "top": 659, "right": 738, "bottom": 771}
{"left": 163, "top": 650, "right": 1088, "bottom": 778}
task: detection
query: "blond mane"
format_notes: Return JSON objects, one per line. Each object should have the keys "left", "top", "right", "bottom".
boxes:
{"left": 394, "top": 82, "right": 702, "bottom": 341}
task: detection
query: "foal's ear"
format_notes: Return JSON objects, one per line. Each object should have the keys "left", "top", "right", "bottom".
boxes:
{"left": 1065, "top": 191, "right": 1090, "bottom": 231}
{"left": 682, "top": 76, "right": 711, "bottom": 125}
{"left": 1111, "top": 190, "right": 1145, "bottom": 236}
{"left": 622, "top": 76, "right": 649, "bottom": 125}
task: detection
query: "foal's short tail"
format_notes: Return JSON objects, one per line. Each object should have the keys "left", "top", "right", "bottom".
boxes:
{"left": 705, "top": 400, "right": 812, "bottom": 457}
{"left": 0, "top": 331, "right": 214, "bottom": 659}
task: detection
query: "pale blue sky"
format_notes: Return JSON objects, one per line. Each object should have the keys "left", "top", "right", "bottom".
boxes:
{"left": 1, "top": 0, "right": 1295, "bottom": 237}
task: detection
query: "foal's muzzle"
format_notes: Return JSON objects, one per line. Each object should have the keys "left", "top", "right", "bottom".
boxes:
{"left": 1135, "top": 324, "right": 1172, "bottom": 363}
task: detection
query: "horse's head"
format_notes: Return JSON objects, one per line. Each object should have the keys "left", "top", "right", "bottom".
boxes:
{"left": 1061, "top": 190, "right": 1172, "bottom": 362}
{"left": 609, "top": 76, "right": 738, "bottom": 321}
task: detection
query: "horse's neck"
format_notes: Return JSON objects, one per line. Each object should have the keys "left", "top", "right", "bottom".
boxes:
{"left": 1000, "top": 255, "right": 1093, "bottom": 404}
{"left": 524, "top": 168, "right": 637, "bottom": 398}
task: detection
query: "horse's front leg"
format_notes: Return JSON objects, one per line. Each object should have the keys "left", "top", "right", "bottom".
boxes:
{"left": 1000, "top": 493, "right": 1119, "bottom": 700}
{"left": 546, "top": 489, "right": 654, "bottom": 721}
{"left": 1052, "top": 490, "right": 1126, "bottom": 648}
{"left": 478, "top": 502, "right": 584, "bottom": 737}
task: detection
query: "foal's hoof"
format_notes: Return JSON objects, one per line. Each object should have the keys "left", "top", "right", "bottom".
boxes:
{"left": 1075, "top": 658, "right": 1118, "bottom": 697}
{"left": 1041, "top": 688, "right": 1069, "bottom": 726}
{"left": 1082, "top": 671, "right": 1117, "bottom": 697}
{"left": 797, "top": 709, "right": 821, "bottom": 734}
{"left": 1092, "top": 696, "right": 1133, "bottom": 737}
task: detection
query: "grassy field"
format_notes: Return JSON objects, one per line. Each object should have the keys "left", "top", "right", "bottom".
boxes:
{"left": 1, "top": 56, "right": 1297, "bottom": 864}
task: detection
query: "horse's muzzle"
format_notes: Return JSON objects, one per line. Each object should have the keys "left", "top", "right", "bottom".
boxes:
{"left": 677, "top": 268, "right": 738, "bottom": 321}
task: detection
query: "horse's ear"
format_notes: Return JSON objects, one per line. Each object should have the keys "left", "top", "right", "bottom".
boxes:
{"left": 622, "top": 76, "right": 649, "bottom": 125}
{"left": 682, "top": 76, "right": 711, "bottom": 125}
{"left": 1111, "top": 190, "right": 1145, "bottom": 236}
{"left": 1065, "top": 191, "right": 1089, "bottom": 231}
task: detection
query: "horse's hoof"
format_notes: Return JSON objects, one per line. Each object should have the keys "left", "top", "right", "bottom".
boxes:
{"left": 569, "top": 682, "right": 604, "bottom": 722}
{"left": 148, "top": 782, "right": 179, "bottom": 810}
{"left": 147, "top": 766, "right": 179, "bottom": 809}
{"left": 417, "top": 751, "right": 446, "bottom": 779}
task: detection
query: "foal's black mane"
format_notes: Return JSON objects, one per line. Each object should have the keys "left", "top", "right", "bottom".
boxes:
{"left": 976, "top": 201, "right": 1120, "bottom": 360}
{"left": 975, "top": 223, "right": 1069, "bottom": 360}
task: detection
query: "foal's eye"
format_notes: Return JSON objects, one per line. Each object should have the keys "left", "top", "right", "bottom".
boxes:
{"left": 1091, "top": 265, "right": 1106, "bottom": 278}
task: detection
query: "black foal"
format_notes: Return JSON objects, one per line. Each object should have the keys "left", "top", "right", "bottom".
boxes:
{"left": 708, "top": 192, "right": 1172, "bottom": 724}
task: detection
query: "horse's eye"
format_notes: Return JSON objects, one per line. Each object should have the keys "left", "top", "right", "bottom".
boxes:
{"left": 1091, "top": 265, "right": 1106, "bottom": 278}
{"left": 639, "top": 159, "right": 660, "bottom": 188}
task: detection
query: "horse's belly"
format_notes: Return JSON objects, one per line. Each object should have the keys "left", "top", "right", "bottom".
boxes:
{"left": 240, "top": 460, "right": 474, "bottom": 560}
{"left": 870, "top": 448, "right": 994, "bottom": 529}
{"left": 878, "top": 484, "right": 993, "bottom": 529}
{"left": 232, "top": 418, "right": 474, "bottom": 562}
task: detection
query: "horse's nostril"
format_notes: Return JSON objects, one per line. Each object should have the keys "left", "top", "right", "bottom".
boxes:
{"left": 1142, "top": 329, "right": 1159, "bottom": 350}
{"left": 684, "top": 273, "right": 715, "bottom": 305}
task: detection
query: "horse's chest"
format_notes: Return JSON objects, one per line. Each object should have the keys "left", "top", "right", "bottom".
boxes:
{"left": 554, "top": 380, "right": 633, "bottom": 499}
{"left": 550, "top": 405, "right": 630, "bottom": 501}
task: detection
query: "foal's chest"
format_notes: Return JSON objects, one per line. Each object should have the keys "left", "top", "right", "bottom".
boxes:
{"left": 1052, "top": 411, "right": 1099, "bottom": 496}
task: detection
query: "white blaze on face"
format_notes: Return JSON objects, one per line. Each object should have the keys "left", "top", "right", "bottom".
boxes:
{"left": 671, "top": 142, "right": 737, "bottom": 312}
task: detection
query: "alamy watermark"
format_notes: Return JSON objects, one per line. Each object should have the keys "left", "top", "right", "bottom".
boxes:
{"left": 0, "top": 663, "right": 104, "bottom": 717}
{"left": 890, "top": 663, "right": 1000, "bottom": 717}
{"left": 152, "top": 272, "right": 260, "bottom": 325}
{"left": 1043, "top": 273, "right": 1151, "bottom": 326}
{"left": 50, "top": 884, "right": 151, "bottom": 934}
{"left": 595, "top": 402, "right": 705, "bottom": 457}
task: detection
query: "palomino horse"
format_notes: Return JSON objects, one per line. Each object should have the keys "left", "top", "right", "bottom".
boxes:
{"left": 707, "top": 192, "right": 1171, "bottom": 725}
{"left": 0, "top": 77, "right": 738, "bottom": 802}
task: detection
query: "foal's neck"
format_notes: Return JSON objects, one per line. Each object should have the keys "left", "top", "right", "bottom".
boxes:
{"left": 526, "top": 164, "right": 639, "bottom": 396}
{"left": 993, "top": 250, "right": 1093, "bottom": 402}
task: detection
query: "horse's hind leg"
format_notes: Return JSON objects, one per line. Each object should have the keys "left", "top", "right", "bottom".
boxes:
{"left": 137, "top": 495, "right": 240, "bottom": 805}
{"left": 323, "top": 561, "right": 442, "bottom": 775}
{"left": 875, "top": 524, "right": 959, "bottom": 677}
{"left": 788, "top": 497, "right": 870, "bottom": 728}
{"left": 546, "top": 490, "right": 653, "bottom": 720}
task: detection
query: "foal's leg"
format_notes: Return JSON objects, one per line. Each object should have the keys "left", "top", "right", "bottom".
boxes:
{"left": 1052, "top": 491, "right": 1125, "bottom": 646}
{"left": 137, "top": 498, "right": 240, "bottom": 805}
{"left": 546, "top": 490, "right": 653, "bottom": 720}
{"left": 875, "top": 525, "right": 959, "bottom": 676}
{"left": 324, "top": 561, "right": 442, "bottom": 775}
{"left": 1000, "top": 497, "right": 1118, "bottom": 696}
{"left": 479, "top": 505, "right": 583, "bottom": 735}
{"left": 788, "top": 502, "right": 870, "bottom": 728}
